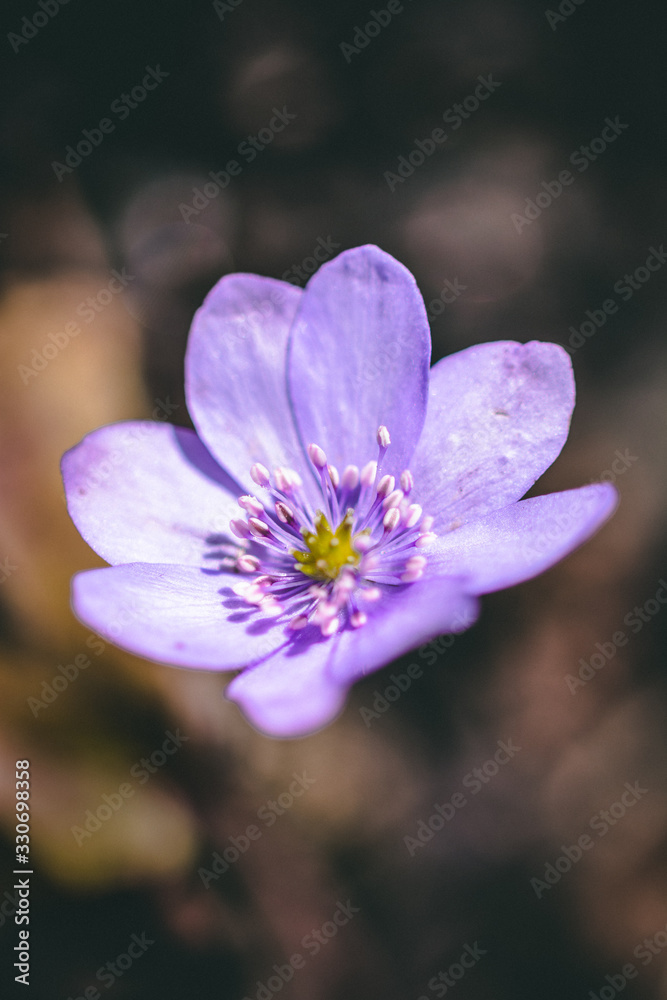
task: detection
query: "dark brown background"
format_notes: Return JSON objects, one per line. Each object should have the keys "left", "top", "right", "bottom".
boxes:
{"left": 1, "top": 1, "right": 666, "bottom": 997}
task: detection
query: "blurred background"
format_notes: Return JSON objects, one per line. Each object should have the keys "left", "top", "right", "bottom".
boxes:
{"left": 1, "top": 0, "right": 666, "bottom": 996}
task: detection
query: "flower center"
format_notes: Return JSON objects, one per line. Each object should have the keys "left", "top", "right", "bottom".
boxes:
{"left": 292, "top": 510, "right": 363, "bottom": 580}
{"left": 226, "top": 426, "right": 436, "bottom": 636}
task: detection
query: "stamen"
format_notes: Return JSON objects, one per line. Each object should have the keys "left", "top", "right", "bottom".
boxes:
{"left": 230, "top": 518, "right": 252, "bottom": 539}
{"left": 275, "top": 501, "right": 296, "bottom": 524}
{"left": 236, "top": 554, "right": 260, "bottom": 573}
{"left": 307, "top": 443, "right": 327, "bottom": 469}
{"left": 320, "top": 616, "right": 339, "bottom": 637}
{"left": 250, "top": 463, "right": 270, "bottom": 487}
{"left": 274, "top": 467, "right": 302, "bottom": 493}
{"left": 400, "top": 470, "right": 414, "bottom": 494}
{"left": 361, "top": 460, "right": 377, "bottom": 488}
{"left": 382, "top": 488, "right": 404, "bottom": 510}
{"left": 238, "top": 495, "right": 264, "bottom": 516}
{"left": 342, "top": 465, "right": 359, "bottom": 491}
{"left": 404, "top": 504, "right": 422, "bottom": 528}
{"left": 248, "top": 517, "right": 270, "bottom": 538}
{"left": 229, "top": 422, "right": 435, "bottom": 641}
{"left": 383, "top": 508, "right": 401, "bottom": 532}
{"left": 376, "top": 425, "right": 391, "bottom": 448}
{"left": 377, "top": 474, "right": 395, "bottom": 498}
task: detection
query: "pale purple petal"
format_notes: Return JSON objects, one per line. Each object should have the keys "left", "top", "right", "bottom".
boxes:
{"left": 427, "top": 484, "right": 618, "bottom": 594}
{"left": 226, "top": 628, "right": 347, "bottom": 738}
{"left": 410, "top": 341, "right": 575, "bottom": 529}
{"left": 71, "top": 564, "right": 288, "bottom": 668}
{"left": 226, "top": 580, "right": 478, "bottom": 737}
{"left": 62, "top": 423, "right": 240, "bottom": 566}
{"left": 287, "top": 245, "right": 430, "bottom": 478}
{"left": 184, "top": 274, "right": 316, "bottom": 498}
{"left": 327, "top": 578, "right": 479, "bottom": 685}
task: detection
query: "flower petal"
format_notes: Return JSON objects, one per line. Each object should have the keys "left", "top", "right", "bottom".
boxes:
{"left": 226, "top": 579, "right": 478, "bottom": 737}
{"left": 226, "top": 627, "right": 347, "bottom": 738}
{"left": 71, "top": 563, "right": 288, "bottom": 668}
{"left": 287, "top": 245, "right": 430, "bottom": 479}
{"left": 184, "top": 274, "right": 313, "bottom": 496}
{"left": 62, "top": 423, "right": 240, "bottom": 566}
{"left": 327, "top": 578, "right": 479, "bottom": 685}
{"left": 410, "top": 341, "right": 575, "bottom": 528}
{"left": 427, "top": 483, "right": 618, "bottom": 594}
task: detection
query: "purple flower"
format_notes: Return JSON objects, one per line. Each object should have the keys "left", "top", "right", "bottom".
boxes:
{"left": 62, "top": 245, "right": 617, "bottom": 737}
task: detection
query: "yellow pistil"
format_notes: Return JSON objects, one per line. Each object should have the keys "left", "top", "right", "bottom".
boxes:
{"left": 293, "top": 510, "right": 364, "bottom": 580}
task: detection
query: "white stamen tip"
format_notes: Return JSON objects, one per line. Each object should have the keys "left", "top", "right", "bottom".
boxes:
{"left": 261, "top": 598, "right": 283, "bottom": 617}
{"left": 351, "top": 611, "right": 367, "bottom": 628}
{"left": 342, "top": 465, "right": 360, "bottom": 490}
{"left": 405, "top": 556, "right": 427, "bottom": 572}
{"left": 377, "top": 475, "right": 395, "bottom": 498}
{"left": 274, "top": 467, "right": 302, "bottom": 493}
{"left": 289, "top": 614, "right": 308, "bottom": 630}
{"left": 382, "top": 488, "right": 404, "bottom": 510}
{"left": 248, "top": 517, "right": 270, "bottom": 537}
{"left": 420, "top": 515, "right": 434, "bottom": 532}
{"left": 238, "top": 494, "right": 264, "bottom": 516}
{"left": 353, "top": 534, "right": 373, "bottom": 553}
{"left": 230, "top": 518, "right": 252, "bottom": 539}
{"left": 415, "top": 531, "right": 437, "bottom": 548}
{"left": 275, "top": 501, "right": 295, "bottom": 523}
{"left": 327, "top": 464, "right": 340, "bottom": 488}
{"left": 359, "top": 586, "right": 381, "bottom": 602}
{"left": 237, "top": 555, "right": 260, "bottom": 573}
{"left": 250, "top": 463, "right": 270, "bottom": 487}
{"left": 307, "top": 443, "right": 327, "bottom": 469}
{"left": 320, "top": 616, "right": 339, "bottom": 637}
{"left": 377, "top": 425, "right": 391, "bottom": 448}
{"left": 383, "top": 508, "right": 401, "bottom": 532}
{"left": 361, "top": 460, "right": 377, "bottom": 487}
{"left": 400, "top": 470, "right": 414, "bottom": 493}
{"left": 405, "top": 504, "right": 423, "bottom": 528}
